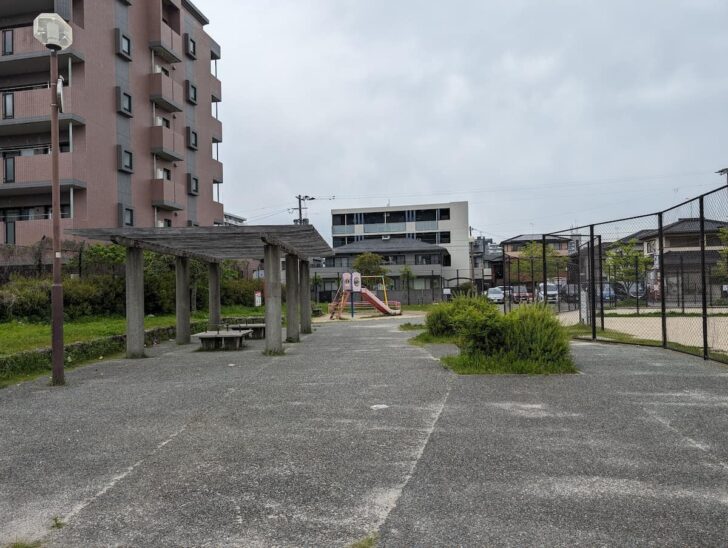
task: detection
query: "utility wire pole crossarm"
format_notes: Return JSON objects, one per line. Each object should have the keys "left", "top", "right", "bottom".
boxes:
{"left": 293, "top": 194, "right": 335, "bottom": 225}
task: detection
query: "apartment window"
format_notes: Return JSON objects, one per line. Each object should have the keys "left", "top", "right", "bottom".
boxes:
{"left": 115, "top": 29, "right": 132, "bottom": 61}
{"left": 3, "top": 156, "right": 15, "bottom": 183}
{"left": 117, "top": 145, "right": 133, "bottom": 173}
{"left": 163, "top": 219, "right": 172, "bottom": 228}
{"left": 2, "top": 30, "right": 13, "bottom": 56}
{"left": 439, "top": 231, "right": 451, "bottom": 244}
{"left": 186, "top": 81, "right": 198, "bottom": 105}
{"left": 187, "top": 173, "right": 199, "bottom": 195}
{"left": 162, "top": 168, "right": 171, "bottom": 180}
{"left": 123, "top": 208, "right": 134, "bottom": 227}
{"left": 185, "top": 33, "right": 197, "bottom": 59}
{"left": 159, "top": 116, "right": 171, "bottom": 128}
{"left": 3, "top": 93, "right": 13, "bottom": 119}
{"left": 186, "top": 127, "right": 198, "bottom": 150}
{"left": 116, "top": 87, "right": 133, "bottom": 117}
{"left": 4, "top": 220, "right": 15, "bottom": 245}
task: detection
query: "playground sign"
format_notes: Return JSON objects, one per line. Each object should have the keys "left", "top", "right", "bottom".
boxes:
{"left": 254, "top": 291, "right": 262, "bottom": 307}
{"left": 352, "top": 272, "right": 362, "bottom": 293}
{"left": 342, "top": 272, "right": 352, "bottom": 291}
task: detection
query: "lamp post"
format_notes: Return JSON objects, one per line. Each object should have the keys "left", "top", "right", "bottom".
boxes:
{"left": 34, "top": 13, "right": 73, "bottom": 386}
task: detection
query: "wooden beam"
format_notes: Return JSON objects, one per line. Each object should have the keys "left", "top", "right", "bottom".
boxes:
{"left": 110, "top": 236, "right": 218, "bottom": 263}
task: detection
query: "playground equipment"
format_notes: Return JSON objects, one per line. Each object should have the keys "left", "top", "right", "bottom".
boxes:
{"left": 329, "top": 274, "right": 402, "bottom": 319}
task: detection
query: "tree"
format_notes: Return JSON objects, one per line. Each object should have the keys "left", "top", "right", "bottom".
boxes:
{"left": 311, "top": 273, "right": 323, "bottom": 303}
{"left": 352, "top": 252, "right": 387, "bottom": 288}
{"left": 400, "top": 265, "right": 415, "bottom": 305}
{"left": 715, "top": 228, "right": 728, "bottom": 281}
{"left": 518, "top": 241, "right": 568, "bottom": 280}
{"left": 604, "top": 239, "right": 653, "bottom": 296}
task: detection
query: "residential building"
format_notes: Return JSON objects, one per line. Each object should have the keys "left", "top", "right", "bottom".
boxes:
{"left": 0, "top": 0, "right": 224, "bottom": 247}
{"left": 470, "top": 236, "right": 503, "bottom": 291}
{"left": 501, "top": 234, "right": 572, "bottom": 258}
{"left": 223, "top": 212, "right": 246, "bottom": 226}
{"left": 330, "top": 201, "right": 470, "bottom": 285}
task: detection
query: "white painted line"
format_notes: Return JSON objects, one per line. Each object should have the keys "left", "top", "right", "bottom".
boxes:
{"left": 370, "top": 404, "right": 389, "bottom": 410}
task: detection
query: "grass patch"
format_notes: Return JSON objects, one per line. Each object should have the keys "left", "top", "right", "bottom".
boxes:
{"left": 567, "top": 323, "right": 662, "bottom": 347}
{"left": 349, "top": 533, "right": 378, "bottom": 548}
{"left": 399, "top": 322, "right": 425, "bottom": 331}
{"left": 442, "top": 353, "right": 577, "bottom": 375}
{"left": 401, "top": 304, "right": 436, "bottom": 313}
{"left": 50, "top": 517, "right": 64, "bottom": 529}
{"left": 409, "top": 331, "right": 458, "bottom": 346}
{"left": 5, "top": 542, "right": 42, "bottom": 548}
{"left": 262, "top": 349, "right": 286, "bottom": 357}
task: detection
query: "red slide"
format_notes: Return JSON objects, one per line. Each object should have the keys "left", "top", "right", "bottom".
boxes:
{"left": 360, "top": 288, "right": 401, "bottom": 316}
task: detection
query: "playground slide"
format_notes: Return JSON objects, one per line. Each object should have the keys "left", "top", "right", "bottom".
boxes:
{"left": 361, "top": 287, "right": 401, "bottom": 316}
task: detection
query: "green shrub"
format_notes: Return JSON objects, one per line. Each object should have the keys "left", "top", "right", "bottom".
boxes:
{"left": 504, "top": 305, "right": 572, "bottom": 366}
{"left": 454, "top": 303, "right": 506, "bottom": 356}
{"left": 425, "top": 302, "right": 455, "bottom": 336}
{"left": 221, "top": 278, "right": 264, "bottom": 307}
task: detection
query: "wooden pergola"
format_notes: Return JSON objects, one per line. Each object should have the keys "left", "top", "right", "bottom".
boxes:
{"left": 69, "top": 225, "right": 333, "bottom": 356}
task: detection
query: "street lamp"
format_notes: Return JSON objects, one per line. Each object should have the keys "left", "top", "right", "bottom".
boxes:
{"left": 34, "top": 13, "right": 73, "bottom": 386}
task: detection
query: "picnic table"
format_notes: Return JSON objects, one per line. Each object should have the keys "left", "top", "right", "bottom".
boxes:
{"left": 195, "top": 329, "right": 253, "bottom": 351}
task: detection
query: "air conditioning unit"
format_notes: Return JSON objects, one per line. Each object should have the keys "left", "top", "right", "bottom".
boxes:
{"left": 382, "top": 235, "right": 390, "bottom": 240}
{"left": 156, "top": 220, "right": 165, "bottom": 228}
{"left": 153, "top": 64, "right": 163, "bottom": 74}
{"left": 155, "top": 168, "right": 166, "bottom": 180}
{"left": 154, "top": 116, "right": 164, "bottom": 127}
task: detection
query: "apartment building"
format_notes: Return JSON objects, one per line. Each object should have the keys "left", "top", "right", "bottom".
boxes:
{"left": 330, "top": 201, "right": 470, "bottom": 284}
{"left": 0, "top": 0, "right": 224, "bottom": 247}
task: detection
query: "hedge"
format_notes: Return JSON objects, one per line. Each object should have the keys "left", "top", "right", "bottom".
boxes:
{"left": 0, "top": 321, "right": 207, "bottom": 385}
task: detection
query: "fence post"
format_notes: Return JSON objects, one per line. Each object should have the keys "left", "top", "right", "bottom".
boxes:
{"left": 431, "top": 269, "right": 435, "bottom": 302}
{"left": 633, "top": 255, "right": 639, "bottom": 314}
{"left": 700, "top": 196, "right": 708, "bottom": 359}
{"left": 541, "top": 235, "right": 548, "bottom": 307}
{"left": 504, "top": 255, "right": 509, "bottom": 314}
{"left": 658, "top": 213, "right": 667, "bottom": 348}
{"left": 589, "top": 225, "right": 597, "bottom": 340}
{"left": 576, "top": 243, "right": 582, "bottom": 322}
{"left": 598, "top": 235, "right": 605, "bottom": 331}
{"left": 680, "top": 255, "right": 685, "bottom": 314}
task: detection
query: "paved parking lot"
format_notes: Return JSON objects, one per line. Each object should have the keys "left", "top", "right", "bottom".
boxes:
{"left": 1, "top": 319, "right": 727, "bottom": 547}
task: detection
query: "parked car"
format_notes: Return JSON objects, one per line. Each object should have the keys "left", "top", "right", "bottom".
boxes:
{"left": 486, "top": 287, "right": 505, "bottom": 304}
{"left": 614, "top": 281, "right": 646, "bottom": 300}
{"left": 536, "top": 283, "right": 559, "bottom": 304}
{"left": 510, "top": 285, "right": 532, "bottom": 303}
{"left": 559, "top": 284, "right": 580, "bottom": 303}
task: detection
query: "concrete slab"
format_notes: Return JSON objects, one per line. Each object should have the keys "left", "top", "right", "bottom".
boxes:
{"left": 0, "top": 320, "right": 726, "bottom": 546}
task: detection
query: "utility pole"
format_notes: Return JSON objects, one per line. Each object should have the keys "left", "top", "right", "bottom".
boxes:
{"left": 293, "top": 195, "right": 335, "bottom": 225}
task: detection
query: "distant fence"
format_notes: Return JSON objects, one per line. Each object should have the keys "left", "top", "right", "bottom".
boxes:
{"left": 503, "top": 184, "right": 728, "bottom": 363}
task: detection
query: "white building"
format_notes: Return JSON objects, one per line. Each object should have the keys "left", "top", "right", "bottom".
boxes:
{"left": 330, "top": 201, "right": 470, "bottom": 284}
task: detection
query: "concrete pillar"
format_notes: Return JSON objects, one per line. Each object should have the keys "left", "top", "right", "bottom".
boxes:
{"left": 300, "top": 259, "right": 312, "bottom": 334}
{"left": 264, "top": 244, "right": 283, "bottom": 354}
{"left": 125, "top": 247, "right": 145, "bottom": 359}
{"left": 208, "top": 262, "right": 221, "bottom": 329}
{"left": 286, "top": 254, "right": 300, "bottom": 342}
{"left": 176, "top": 256, "right": 191, "bottom": 344}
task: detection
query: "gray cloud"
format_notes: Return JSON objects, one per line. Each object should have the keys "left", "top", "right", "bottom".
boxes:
{"left": 196, "top": 0, "right": 728, "bottom": 241}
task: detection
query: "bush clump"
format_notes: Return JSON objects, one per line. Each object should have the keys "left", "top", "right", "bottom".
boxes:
{"left": 422, "top": 298, "right": 575, "bottom": 375}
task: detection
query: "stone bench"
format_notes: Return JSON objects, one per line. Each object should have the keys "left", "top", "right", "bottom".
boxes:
{"left": 195, "top": 329, "right": 253, "bottom": 351}
{"left": 229, "top": 323, "right": 266, "bottom": 340}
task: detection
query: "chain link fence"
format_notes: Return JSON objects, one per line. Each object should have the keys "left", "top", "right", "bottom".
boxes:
{"left": 503, "top": 185, "right": 728, "bottom": 363}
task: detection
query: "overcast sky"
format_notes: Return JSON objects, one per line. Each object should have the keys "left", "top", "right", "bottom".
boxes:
{"left": 196, "top": 0, "right": 728, "bottom": 242}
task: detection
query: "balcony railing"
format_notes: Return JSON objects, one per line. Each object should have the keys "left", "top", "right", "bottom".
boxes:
{"left": 415, "top": 220, "right": 438, "bottom": 231}
{"left": 150, "top": 126, "right": 184, "bottom": 161}
{"left": 150, "top": 22, "right": 182, "bottom": 63}
{"left": 1, "top": 217, "right": 74, "bottom": 247}
{"left": 211, "top": 159, "right": 223, "bottom": 184}
{"left": 332, "top": 225, "right": 355, "bottom": 235}
{"left": 211, "top": 75, "right": 222, "bottom": 103}
{"left": 150, "top": 73, "right": 183, "bottom": 112}
{"left": 150, "top": 179, "right": 183, "bottom": 211}
{"left": 1, "top": 152, "right": 85, "bottom": 185}
{"left": 363, "top": 222, "right": 406, "bottom": 233}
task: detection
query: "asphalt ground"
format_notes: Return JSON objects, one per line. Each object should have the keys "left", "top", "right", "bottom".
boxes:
{"left": 0, "top": 318, "right": 726, "bottom": 547}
